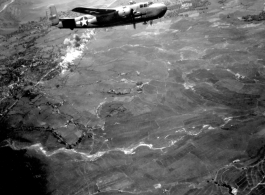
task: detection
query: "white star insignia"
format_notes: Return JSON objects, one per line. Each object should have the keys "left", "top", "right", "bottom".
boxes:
{"left": 80, "top": 17, "right": 88, "bottom": 26}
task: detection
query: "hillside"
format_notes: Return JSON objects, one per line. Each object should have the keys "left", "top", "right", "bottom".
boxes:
{"left": 2, "top": 0, "right": 265, "bottom": 195}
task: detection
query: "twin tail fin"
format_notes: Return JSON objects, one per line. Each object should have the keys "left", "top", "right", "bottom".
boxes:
{"left": 49, "top": 5, "right": 59, "bottom": 26}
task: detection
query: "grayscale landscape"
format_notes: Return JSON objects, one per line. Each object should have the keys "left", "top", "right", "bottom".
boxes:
{"left": 1, "top": 0, "right": 265, "bottom": 195}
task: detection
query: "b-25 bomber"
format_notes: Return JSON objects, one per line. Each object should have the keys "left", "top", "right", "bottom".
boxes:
{"left": 49, "top": 1, "right": 167, "bottom": 30}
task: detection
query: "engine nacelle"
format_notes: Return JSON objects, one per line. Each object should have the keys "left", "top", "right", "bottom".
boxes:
{"left": 117, "top": 7, "right": 131, "bottom": 18}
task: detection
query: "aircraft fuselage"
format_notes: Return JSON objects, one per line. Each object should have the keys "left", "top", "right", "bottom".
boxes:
{"left": 56, "top": 2, "right": 167, "bottom": 29}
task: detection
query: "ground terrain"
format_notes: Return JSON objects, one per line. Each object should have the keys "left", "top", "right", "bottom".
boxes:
{"left": 1, "top": 0, "right": 265, "bottom": 195}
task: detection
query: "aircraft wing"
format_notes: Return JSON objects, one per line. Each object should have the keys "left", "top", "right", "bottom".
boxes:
{"left": 72, "top": 7, "right": 116, "bottom": 16}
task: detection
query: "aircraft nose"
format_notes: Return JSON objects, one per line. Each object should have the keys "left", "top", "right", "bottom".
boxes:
{"left": 160, "top": 3, "right": 167, "bottom": 11}
{"left": 157, "top": 3, "right": 167, "bottom": 16}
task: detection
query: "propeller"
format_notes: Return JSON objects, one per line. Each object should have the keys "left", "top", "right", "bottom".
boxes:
{"left": 130, "top": 9, "right": 136, "bottom": 29}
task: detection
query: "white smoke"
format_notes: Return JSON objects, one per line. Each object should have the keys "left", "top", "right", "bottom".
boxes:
{"left": 59, "top": 29, "right": 95, "bottom": 74}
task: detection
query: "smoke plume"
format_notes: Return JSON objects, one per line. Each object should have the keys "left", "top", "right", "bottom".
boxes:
{"left": 59, "top": 29, "right": 95, "bottom": 74}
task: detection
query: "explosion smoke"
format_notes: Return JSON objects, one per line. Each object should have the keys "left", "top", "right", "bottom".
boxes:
{"left": 59, "top": 29, "right": 95, "bottom": 74}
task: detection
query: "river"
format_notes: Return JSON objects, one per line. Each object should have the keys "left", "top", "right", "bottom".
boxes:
{"left": 0, "top": 0, "right": 15, "bottom": 13}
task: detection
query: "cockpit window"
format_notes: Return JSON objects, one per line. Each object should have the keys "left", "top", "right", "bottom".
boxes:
{"left": 148, "top": 2, "right": 153, "bottom": 5}
{"left": 140, "top": 3, "right": 149, "bottom": 8}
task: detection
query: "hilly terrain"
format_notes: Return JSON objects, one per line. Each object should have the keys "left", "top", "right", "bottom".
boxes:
{"left": 1, "top": 0, "right": 265, "bottom": 195}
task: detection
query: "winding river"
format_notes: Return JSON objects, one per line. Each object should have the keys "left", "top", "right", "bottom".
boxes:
{"left": 0, "top": 0, "right": 15, "bottom": 13}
